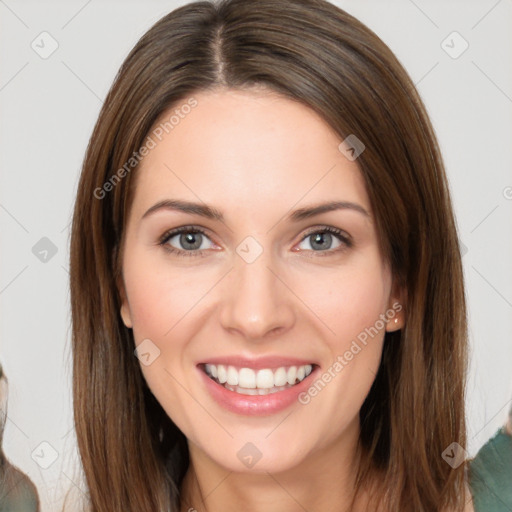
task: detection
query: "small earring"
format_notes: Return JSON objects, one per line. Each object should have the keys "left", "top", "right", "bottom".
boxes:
{"left": 394, "top": 318, "right": 398, "bottom": 323}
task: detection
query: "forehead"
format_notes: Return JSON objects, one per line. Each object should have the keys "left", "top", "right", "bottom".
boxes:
{"left": 130, "top": 88, "right": 371, "bottom": 222}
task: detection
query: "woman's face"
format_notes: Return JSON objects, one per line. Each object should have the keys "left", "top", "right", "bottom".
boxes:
{"left": 119, "top": 88, "right": 403, "bottom": 474}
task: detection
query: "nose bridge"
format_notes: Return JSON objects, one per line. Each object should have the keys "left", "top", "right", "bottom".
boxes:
{"left": 219, "top": 240, "right": 295, "bottom": 339}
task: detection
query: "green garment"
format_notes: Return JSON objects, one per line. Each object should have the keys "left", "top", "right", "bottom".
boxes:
{"left": 0, "top": 462, "right": 39, "bottom": 512}
{"left": 468, "top": 427, "right": 512, "bottom": 512}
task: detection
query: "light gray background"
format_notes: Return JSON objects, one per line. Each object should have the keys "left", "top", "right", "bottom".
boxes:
{"left": 1, "top": 1, "right": 511, "bottom": 511}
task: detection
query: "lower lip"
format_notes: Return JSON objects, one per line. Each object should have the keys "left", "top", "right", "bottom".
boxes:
{"left": 198, "top": 365, "right": 318, "bottom": 416}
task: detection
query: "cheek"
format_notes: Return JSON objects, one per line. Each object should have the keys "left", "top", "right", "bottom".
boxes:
{"left": 123, "top": 250, "right": 211, "bottom": 344}
{"left": 292, "top": 257, "right": 390, "bottom": 347}
{"left": 293, "top": 263, "right": 389, "bottom": 436}
{"left": 122, "top": 250, "right": 203, "bottom": 427}
{"left": 289, "top": 255, "right": 390, "bottom": 412}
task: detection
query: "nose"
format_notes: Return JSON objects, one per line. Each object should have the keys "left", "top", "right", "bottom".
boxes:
{"left": 219, "top": 247, "right": 296, "bottom": 341}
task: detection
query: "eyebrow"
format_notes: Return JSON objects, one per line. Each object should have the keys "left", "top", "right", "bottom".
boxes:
{"left": 141, "top": 199, "right": 369, "bottom": 222}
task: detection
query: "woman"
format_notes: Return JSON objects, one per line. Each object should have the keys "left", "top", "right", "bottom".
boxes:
{"left": 0, "top": 363, "right": 40, "bottom": 511}
{"left": 69, "top": 0, "right": 475, "bottom": 510}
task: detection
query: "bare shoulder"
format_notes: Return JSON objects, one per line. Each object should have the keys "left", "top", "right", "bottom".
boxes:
{"left": 462, "top": 482, "right": 475, "bottom": 512}
{"left": 463, "top": 496, "right": 475, "bottom": 512}
{"left": 441, "top": 483, "right": 475, "bottom": 512}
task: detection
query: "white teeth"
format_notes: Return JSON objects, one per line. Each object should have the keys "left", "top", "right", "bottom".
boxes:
{"left": 204, "top": 363, "right": 315, "bottom": 390}
{"left": 256, "top": 369, "right": 274, "bottom": 388}
{"left": 274, "top": 367, "right": 288, "bottom": 387}
{"left": 239, "top": 368, "right": 256, "bottom": 388}
{"left": 226, "top": 366, "right": 239, "bottom": 386}
{"left": 217, "top": 364, "right": 227, "bottom": 384}
{"left": 287, "top": 366, "right": 297, "bottom": 385}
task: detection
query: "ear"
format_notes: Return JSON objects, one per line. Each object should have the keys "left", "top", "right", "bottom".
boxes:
{"left": 385, "top": 279, "right": 406, "bottom": 333}
{"left": 116, "top": 274, "right": 133, "bottom": 329}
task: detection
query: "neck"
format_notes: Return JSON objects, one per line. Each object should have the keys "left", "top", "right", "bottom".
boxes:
{"left": 179, "top": 417, "right": 375, "bottom": 512}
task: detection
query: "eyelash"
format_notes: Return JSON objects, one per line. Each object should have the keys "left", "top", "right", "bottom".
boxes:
{"left": 157, "top": 225, "right": 353, "bottom": 258}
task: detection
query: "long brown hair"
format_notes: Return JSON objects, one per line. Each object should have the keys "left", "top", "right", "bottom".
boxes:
{"left": 69, "top": 0, "right": 469, "bottom": 510}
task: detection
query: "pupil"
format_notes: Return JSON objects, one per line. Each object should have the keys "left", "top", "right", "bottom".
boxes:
{"left": 312, "top": 232, "right": 331, "bottom": 250}
{"left": 181, "top": 232, "right": 201, "bottom": 250}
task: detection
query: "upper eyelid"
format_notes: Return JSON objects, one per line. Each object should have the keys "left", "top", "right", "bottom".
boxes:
{"left": 159, "top": 225, "right": 211, "bottom": 243}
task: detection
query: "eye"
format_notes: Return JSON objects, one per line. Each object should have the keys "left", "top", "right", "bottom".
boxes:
{"left": 158, "top": 226, "right": 216, "bottom": 257}
{"left": 158, "top": 225, "right": 352, "bottom": 258}
{"left": 295, "top": 226, "right": 352, "bottom": 255}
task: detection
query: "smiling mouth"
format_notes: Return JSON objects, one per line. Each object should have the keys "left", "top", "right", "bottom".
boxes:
{"left": 201, "top": 363, "right": 315, "bottom": 396}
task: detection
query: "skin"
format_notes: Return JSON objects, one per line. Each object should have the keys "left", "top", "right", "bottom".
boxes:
{"left": 118, "top": 87, "right": 415, "bottom": 512}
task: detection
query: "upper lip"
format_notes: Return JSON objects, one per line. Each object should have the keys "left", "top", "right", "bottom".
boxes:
{"left": 198, "top": 355, "right": 318, "bottom": 370}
